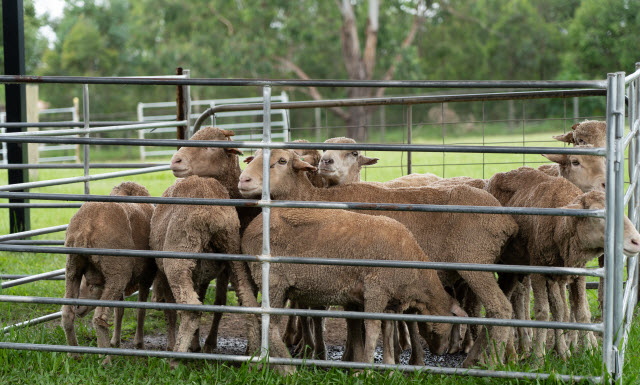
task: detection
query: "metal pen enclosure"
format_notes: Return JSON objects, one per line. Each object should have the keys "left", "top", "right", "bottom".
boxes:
{"left": 0, "top": 70, "right": 638, "bottom": 384}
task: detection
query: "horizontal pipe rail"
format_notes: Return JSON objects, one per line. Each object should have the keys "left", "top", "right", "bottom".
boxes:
{"left": 0, "top": 244, "right": 604, "bottom": 277}
{"left": 623, "top": 119, "right": 640, "bottom": 149}
{"left": 193, "top": 89, "right": 607, "bottom": 131}
{"left": 0, "top": 135, "right": 608, "bottom": 156}
{"left": 0, "top": 165, "right": 170, "bottom": 192}
{"left": 0, "top": 295, "right": 603, "bottom": 332}
{"left": 0, "top": 274, "right": 64, "bottom": 280}
{"left": 0, "top": 342, "right": 600, "bottom": 383}
{"left": 1, "top": 269, "right": 66, "bottom": 289}
{"left": 0, "top": 225, "right": 67, "bottom": 242}
{"left": 1, "top": 120, "right": 188, "bottom": 137}
{"left": 625, "top": 68, "right": 640, "bottom": 83}
{"left": 0, "top": 74, "right": 607, "bottom": 88}
{"left": 0, "top": 240, "right": 65, "bottom": 245}
{"left": 0, "top": 163, "right": 167, "bottom": 169}
{"left": 0, "top": 204, "right": 82, "bottom": 209}
{"left": 0, "top": 121, "right": 140, "bottom": 129}
{"left": 0, "top": 192, "right": 606, "bottom": 218}
{"left": 1, "top": 313, "right": 63, "bottom": 334}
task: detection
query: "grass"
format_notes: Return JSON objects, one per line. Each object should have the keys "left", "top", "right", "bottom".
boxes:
{"left": 0, "top": 127, "right": 638, "bottom": 384}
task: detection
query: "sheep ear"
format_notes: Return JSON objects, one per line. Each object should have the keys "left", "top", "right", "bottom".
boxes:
{"left": 553, "top": 132, "right": 575, "bottom": 144}
{"left": 542, "top": 153, "right": 567, "bottom": 165}
{"left": 220, "top": 129, "right": 235, "bottom": 137}
{"left": 358, "top": 155, "right": 379, "bottom": 166}
{"left": 243, "top": 156, "right": 255, "bottom": 164}
{"left": 292, "top": 157, "right": 317, "bottom": 172}
{"left": 571, "top": 123, "right": 580, "bottom": 131}
{"left": 450, "top": 303, "right": 468, "bottom": 318}
{"left": 225, "top": 147, "right": 243, "bottom": 156}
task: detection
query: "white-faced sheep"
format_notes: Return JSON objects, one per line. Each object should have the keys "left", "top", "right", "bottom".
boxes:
{"left": 241, "top": 207, "right": 467, "bottom": 365}
{"left": 486, "top": 167, "right": 640, "bottom": 359}
{"left": 62, "top": 181, "right": 155, "bottom": 364}
{"left": 238, "top": 149, "right": 519, "bottom": 368}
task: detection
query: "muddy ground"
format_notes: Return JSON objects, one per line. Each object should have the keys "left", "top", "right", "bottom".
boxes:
{"left": 121, "top": 312, "right": 467, "bottom": 368}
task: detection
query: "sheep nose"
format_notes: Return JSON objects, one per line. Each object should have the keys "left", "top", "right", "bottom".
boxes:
{"left": 322, "top": 158, "right": 334, "bottom": 165}
{"left": 171, "top": 156, "right": 182, "bottom": 165}
{"left": 633, "top": 239, "right": 639, "bottom": 246}
{"left": 240, "top": 175, "right": 252, "bottom": 183}
{"left": 602, "top": 182, "right": 606, "bottom": 190}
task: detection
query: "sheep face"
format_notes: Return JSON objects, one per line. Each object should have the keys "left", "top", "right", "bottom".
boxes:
{"left": 553, "top": 121, "right": 606, "bottom": 147}
{"left": 568, "top": 191, "right": 640, "bottom": 256}
{"left": 542, "top": 149, "right": 605, "bottom": 193}
{"left": 418, "top": 301, "right": 467, "bottom": 355}
{"left": 169, "top": 127, "right": 242, "bottom": 178}
{"left": 238, "top": 149, "right": 315, "bottom": 198}
{"left": 317, "top": 137, "right": 378, "bottom": 186}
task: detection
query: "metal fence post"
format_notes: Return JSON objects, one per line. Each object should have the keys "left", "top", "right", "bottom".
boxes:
{"left": 3, "top": 0, "right": 30, "bottom": 233}
{"left": 260, "top": 85, "right": 272, "bottom": 358}
{"left": 612, "top": 72, "right": 626, "bottom": 384}
{"left": 407, "top": 105, "right": 413, "bottom": 175}
{"left": 603, "top": 72, "right": 617, "bottom": 383}
{"left": 82, "top": 85, "right": 90, "bottom": 195}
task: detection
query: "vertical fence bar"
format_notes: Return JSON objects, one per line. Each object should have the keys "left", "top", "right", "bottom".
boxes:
{"left": 82, "top": 84, "right": 90, "bottom": 195}
{"left": 603, "top": 72, "right": 617, "bottom": 383}
{"left": 176, "top": 67, "right": 186, "bottom": 148}
{"left": 260, "top": 85, "right": 272, "bottom": 358}
{"left": 612, "top": 73, "right": 626, "bottom": 381}
{"left": 407, "top": 105, "right": 412, "bottom": 175}
{"left": 183, "top": 69, "right": 192, "bottom": 138}
{"left": 3, "top": 0, "right": 30, "bottom": 233}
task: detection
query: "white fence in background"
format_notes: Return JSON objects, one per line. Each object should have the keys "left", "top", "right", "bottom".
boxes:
{"left": 137, "top": 92, "right": 290, "bottom": 160}
{"left": 0, "top": 107, "right": 80, "bottom": 165}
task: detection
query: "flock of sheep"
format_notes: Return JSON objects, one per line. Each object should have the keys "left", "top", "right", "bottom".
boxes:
{"left": 61, "top": 120, "right": 640, "bottom": 372}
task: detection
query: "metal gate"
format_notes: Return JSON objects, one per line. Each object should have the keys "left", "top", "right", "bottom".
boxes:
{"left": 0, "top": 68, "right": 639, "bottom": 384}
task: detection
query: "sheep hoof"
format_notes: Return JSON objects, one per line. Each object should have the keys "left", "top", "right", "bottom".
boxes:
{"left": 134, "top": 341, "right": 144, "bottom": 350}
{"left": 169, "top": 360, "right": 180, "bottom": 370}
{"left": 101, "top": 355, "right": 112, "bottom": 366}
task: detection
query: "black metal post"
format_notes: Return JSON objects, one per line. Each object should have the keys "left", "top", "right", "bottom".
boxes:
{"left": 3, "top": 0, "right": 30, "bottom": 232}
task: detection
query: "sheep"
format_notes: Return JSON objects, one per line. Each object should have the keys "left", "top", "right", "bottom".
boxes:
{"left": 554, "top": 122, "right": 609, "bottom": 313}
{"left": 553, "top": 120, "right": 606, "bottom": 147}
{"left": 317, "top": 137, "right": 379, "bottom": 186}
{"left": 241, "top": 206, "right": 468, "bottom": 365}
{"left": 168, "top": 126, "right": 259, "bottom": 232}
{"left": 62, "top": 181, "right": 155, "bottom": 364}
{"left": 238, "top": 148, "right": 520, "bottom": 368}
{"left": 538, "top": 147, "right": 606, "bottom": 193}
{"left": 485, "top": 167, "right": 640, "bottom": 359}
{"left": 149, "top": 175, "right": 255, "bottom": 360}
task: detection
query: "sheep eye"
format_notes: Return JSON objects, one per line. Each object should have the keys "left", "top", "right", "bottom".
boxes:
{"left": 578, "top": 139, "right": 586, "bottom": 145}
{"left": 278, "top": 158, "right": 287, "bottom": 165}
{"left": 571, "top": 160, "right": 580, "bottom": 166}
{"left": 351, "top": 151, "right": 358, "bottom": 157}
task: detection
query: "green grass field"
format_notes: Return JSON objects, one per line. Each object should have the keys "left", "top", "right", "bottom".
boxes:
{"left": 0, "top": 129, "right": 639, "bottom": 384}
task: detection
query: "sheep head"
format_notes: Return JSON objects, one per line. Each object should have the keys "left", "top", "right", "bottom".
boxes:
{"left": 238, "top": 149, "right": 316, "bottom": 199}
{"left": 416, "top": 300, "right": 468, "bottom": 355}
{"left": 169, "top": 126, "right": 242, "bottom": 178}
{"left": 553, "top": 120, "right": 606, "bottom": 147}
{"left": 317, "top": 137, "right": 378, "bottom": 186}
{"left": 566, "top": 191, "right": 640, "bottom": 258}
{"left": 542, "top": 146, "right": 605, "bottom": 193}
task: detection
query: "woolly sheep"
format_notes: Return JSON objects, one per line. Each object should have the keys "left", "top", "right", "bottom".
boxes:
{"left": 486, "top": 167, "right": 640, "bottom": 358}
{"left": 238, "top": 149, "right": 519, "bottom": 368}
{"left": 241, "top": 207, "right": 468, "bottom": 365}
{"left": 62, "top": 181, "right": 155, "bottom": 364}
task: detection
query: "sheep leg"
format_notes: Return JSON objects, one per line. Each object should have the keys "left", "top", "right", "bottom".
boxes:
{"left": 530, "top": 274, "right": 550, "bottom": 359}
{"left": 294, "top": 314, "right": 315, "bottom": 358}
{"left": 110, "top": 299, "right": 124, "bottom": 347}
{"left": 133, "top": 278, "right": 152, "bottom": 350}
{"left": 598, "top": 254, "right": 604, "bottom": 315}
{"left": 460, "top": 271, "right": 513, "bottom": 368}
{"left": 398, "top": 321, "right": 411, "bottom": 351}
{"left": 228, "top": 261, "right": 262, "bottom": 357}
{"left": 93, "top": 278, "right": 128, "bottom": 365}
{"left": 393, "top": 321, "right": 402, "bottom": 363}
{"left": 61, "top": 256, "right": 84, "bottom": 357}
{"left": 407, "top": 321, "right": 424, "bottom": 366}
{"left": 282, "top": 300, "right": 301, "bottom": 346}
{"left": 568, "top": 276, "right": 598, "bottom": 350}
{"left": 547, "top": 280, "right": 570, "bottom": 359}
{"left": 311, "top": 309, "right": 326, "bottom": 360}
{"left": 382, "top": 320, "right": 395, "bottom": 365}
{"left": 343, "top": 305, "right": 365, "bottom": 362}
{"left": 362, "top": 287, "right": 388, "bottom": 363}
{"left": 164, "top": 260, "right": 202, "bottom": 356}
{"left": 203, "top": 269, "right": 230, "bottom": 353}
